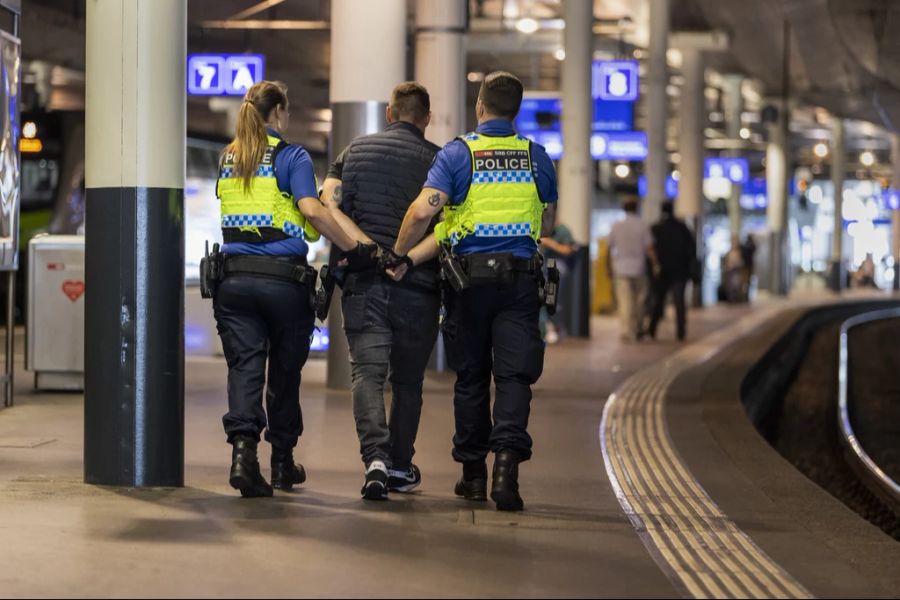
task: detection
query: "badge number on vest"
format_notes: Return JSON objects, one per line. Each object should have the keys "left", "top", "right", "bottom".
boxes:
{"left": 473, "top": 149, "right": 531, "bottom": 172}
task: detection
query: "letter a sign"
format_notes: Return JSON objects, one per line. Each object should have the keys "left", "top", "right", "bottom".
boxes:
{"left": 188, "top": 54, "right": 266, "bottom": 96}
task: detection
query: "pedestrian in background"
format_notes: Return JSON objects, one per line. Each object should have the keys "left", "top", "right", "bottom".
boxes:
{"left": 647, "top": 202, "right": 695, "bottom": 341}
{"left": 607, "top": 197, "right": 658, "bottom": 342}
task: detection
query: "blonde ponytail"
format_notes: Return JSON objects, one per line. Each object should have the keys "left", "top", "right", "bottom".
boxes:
{"left": 225, "top": 81, "right": 289, "bottom": 192}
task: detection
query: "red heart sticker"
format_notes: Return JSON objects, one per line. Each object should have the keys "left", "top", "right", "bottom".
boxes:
{"left": 62, "top": 280, "right": 85, "bottom": 302}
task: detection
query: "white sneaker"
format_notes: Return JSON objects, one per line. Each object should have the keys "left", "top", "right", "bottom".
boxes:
{"left": 361, "top": 460, "right": 389, "bottom": 500}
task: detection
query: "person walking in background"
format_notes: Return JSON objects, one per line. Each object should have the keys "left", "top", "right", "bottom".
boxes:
{"left": 607, "top": 197, "right": 658, "bottom": 342}
{"left": 740, "top": 233, "right": 757, "bottom": 301}
{"left": 647, "top": 202, "right": 695, "bottom": 341}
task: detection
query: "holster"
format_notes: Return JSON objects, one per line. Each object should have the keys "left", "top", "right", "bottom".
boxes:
{"left": 199, "top": 241, "right": 223, "bottom": 299}
{"left": 541, "top": 258, "right": 560, "bottom": 315}
{"left": 314, "top": 264, "right": 336, "bottom": 321}
{"left": 439, "top": 244, "right": 470, "bottom": 292}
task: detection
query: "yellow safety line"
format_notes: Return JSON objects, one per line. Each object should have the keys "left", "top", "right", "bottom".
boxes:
{"left": 633, "top": 375, "right": 766, "bottom": 598}
{"left": 624, "top": 387, "right": 735, "bottom": 598}
{"left": 601, "top": 308, "right": 814, "bottom": 599}
{"left": 607, "top": 384, "right": 711, "bottom": 598}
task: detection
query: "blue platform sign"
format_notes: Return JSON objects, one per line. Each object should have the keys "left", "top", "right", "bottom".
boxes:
{"left": 882, "top": 189, "right": 900, "bottom": 210}
{"left": 188, "top": 54, "right": 265, "bottom": 96}
{"left": 704, "top": 157, "right": 749, "bottom": 184}
{"left": 591, "top": 131, "right": 648, "bottom": 160}
{"left": 593, "top": 60, "right": 640, "bottom": 102}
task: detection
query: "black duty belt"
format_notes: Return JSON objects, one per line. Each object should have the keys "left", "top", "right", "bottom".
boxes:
{"left": 224, "top": 255, "right": 317, "bottom": 286}
{"left": 461, "top": 252, "right": 542, "bottom": 274}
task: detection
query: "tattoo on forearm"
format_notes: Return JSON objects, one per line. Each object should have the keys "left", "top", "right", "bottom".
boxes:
{"left": 427, "top": 192, "right": 441, "bottom": 207}
{"left": 334, "top": 185, "right": 342, "bottom": 203}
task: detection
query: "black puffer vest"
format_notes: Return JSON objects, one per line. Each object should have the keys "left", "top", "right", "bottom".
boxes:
{"left": 340, "top": 121, "right": 441, "bottom": 291}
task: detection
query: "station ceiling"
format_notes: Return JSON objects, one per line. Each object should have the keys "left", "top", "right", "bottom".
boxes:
{"left": 18, "top": 0, "right": 900, "bottom": 163}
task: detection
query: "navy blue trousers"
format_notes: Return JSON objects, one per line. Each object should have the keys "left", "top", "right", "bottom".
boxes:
{"left": 213, "top": 274, "right": 315, "bottom": 451}
{"left": 442, "top": 273, "right": 545, "bottom": 463}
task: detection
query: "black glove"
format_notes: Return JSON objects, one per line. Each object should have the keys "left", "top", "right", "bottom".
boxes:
{"left": 344, "top": 242, "right": 382, "bottom": 271}
{"left": 379, "top": 247, "right": 413, "bottom": 272}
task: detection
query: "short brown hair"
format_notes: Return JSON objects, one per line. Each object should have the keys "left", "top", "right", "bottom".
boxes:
{"left": 390, "top": 82, "right": 430, "bottom": 122}
{"left": 478, "top": 71, "right": 524, "bottom": 119}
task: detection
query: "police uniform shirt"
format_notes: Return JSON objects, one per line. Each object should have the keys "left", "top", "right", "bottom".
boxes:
{"left": 424, "top": 119, "right": 558, "bottom": 259}
{"left": 221, "top": 128, "right": 319, "bottom": 257}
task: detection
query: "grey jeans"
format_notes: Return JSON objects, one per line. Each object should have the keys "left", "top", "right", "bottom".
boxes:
{"left": 341, "top": 271, "right": 440, "bottom": 469}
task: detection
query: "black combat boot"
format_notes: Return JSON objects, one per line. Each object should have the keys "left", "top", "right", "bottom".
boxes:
{"left": 454, "top": 460, "right": 488, "bottom": 501}
{"left": 229, "top": 436, "right": 273, "bottom": 498}
{"left": 271, "top": 448, "right": 307, "bottom": 491}
{"left": 490, "top": 449, "right": 524, "bottom": 511}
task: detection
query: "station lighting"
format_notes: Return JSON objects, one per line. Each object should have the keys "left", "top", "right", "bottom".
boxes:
{"left": 672, "top": 170, "right": 681, "bottom": 181}
{"left": 860, "top": 151, "right": 876, "bottom": 167}
{"left": 22, "top": 121, "right": 36, "bottom": 139}
{"left": 813, "top": 142, "right": 828, "bottom": 159}
{"left": 554, "top": 48, "right": 566, "bottom": 61}
{"left": 515, "top": 17, "right": 539, "bottom": 34}
{"left": 467, "top": 71, "right": 485, "bottom": 83}
{"left": 614, "top": 163, "right": 631, "bottom": 179}
{"left": 739, "top": 127, "right": 751, "bottom": 140}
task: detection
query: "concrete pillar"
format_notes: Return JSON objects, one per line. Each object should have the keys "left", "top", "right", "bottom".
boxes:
{"left": 558, "top": 0, "right": 592, "bottom": 337}
{"left": 676, "top": 47, "right": 705, "bottom": 306}
{"left": 828, "top": 117, "right": 846, "bottom": 292}
{"left": 415, "top": 0, "right": 466, "bottom": 147}
{"left": 723, "top": 75, "right": 744, "bottom": 237}
{"left": 327, "top": 0, "right": 406, "bottom": 389}
{"left": 765, "top": 105, "right": 789, "bottom": 295}
{"left": 84, "top": 0, "right": 186, "bottom": 486}
{"left": 645, "top": 0, "right": 670, "bottom": 225}
{"left": 891, "top": 134, "right": 900, "bottom": 290}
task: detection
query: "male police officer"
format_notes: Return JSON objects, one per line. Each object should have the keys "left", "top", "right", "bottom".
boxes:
{"left": 320, "top": 82, "right": 442, "bottom": 500}
{"left": 390, "top": 71, "right": 558, "bottom": 511}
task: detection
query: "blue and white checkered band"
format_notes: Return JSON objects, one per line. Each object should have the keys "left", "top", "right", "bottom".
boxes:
{"left": 463, "top": 132, "right": 480, "bottom": 141}
{"left": 471, "top": 170, "right": 534, "bottom": 184}
{"left": 281, "top": 222, "right": 306, "bottom": 239}
{"left": 473, "top": 223, "right": 533, "bottom": 237}
{"left": 221, "top": 214, "right": 273, "bottom": 228}
{"left": 219, "top": 164, "right": 275, "bottom": 179}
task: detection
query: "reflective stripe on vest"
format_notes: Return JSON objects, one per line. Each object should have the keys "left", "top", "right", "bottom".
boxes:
{"left": 434, "top": 132, "right": 544, "bottom": 247}
{"left": 216, "top": 135, "right": 320, "bottom": 242}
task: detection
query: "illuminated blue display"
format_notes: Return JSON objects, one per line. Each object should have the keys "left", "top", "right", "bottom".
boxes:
{"left": 515, "top": 96, "right": 633, "bottom": 135}
{"left": 188, "top": 54, "right": 265, "bottom": 96}
{"left": 593, "top": 60, "right": 640, "bottom": 101}
{"left": 882, "top": 189, "right": 900, "bottom": 210}
{"left": 310, "top": 327, "right": 330, "bottom": 353}
{"left": 704, "top": 157, "right": 749, "bottom": 184}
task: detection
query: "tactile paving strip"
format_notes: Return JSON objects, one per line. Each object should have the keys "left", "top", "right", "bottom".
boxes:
{"left": 601, "top": 307, "right": 814, "bottom": 599}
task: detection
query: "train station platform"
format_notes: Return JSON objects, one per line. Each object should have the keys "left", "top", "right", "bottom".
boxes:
{"left": 1, "top": 297, "right": 899, "bottom": 598}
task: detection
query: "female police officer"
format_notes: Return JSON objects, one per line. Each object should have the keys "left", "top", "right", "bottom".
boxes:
{"left": 215, "top": 80, "right": 373, "bottom": 497}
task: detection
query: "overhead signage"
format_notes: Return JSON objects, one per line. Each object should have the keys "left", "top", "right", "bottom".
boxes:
{"left": 515, "top": 95, "right": 633, "bottom": 137}
{"left": 593, "top": 98, "right": 633, "bottom": 132}
{"left": 882, "top": 189, "right": 900, "bottom": 210}
{"left": 592, "top": 60, "right": 640, "bottom": 101}
{"left": 187, "top": 54, "right": 265, "bottom": 96}
{"left": 638, "top": 176, "right": 679, "bottom": 199}
{"left": 704, "top": 157, "right": 749, "bottom": 184}
{"left": 591, "top": 131, "right": 648, "bottom": 160}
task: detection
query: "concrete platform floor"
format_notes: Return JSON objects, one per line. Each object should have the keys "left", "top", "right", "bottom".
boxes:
{"left": 0, "top": 308, "right": 746, "bottom": 598}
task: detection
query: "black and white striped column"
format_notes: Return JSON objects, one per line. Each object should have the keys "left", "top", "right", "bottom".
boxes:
{"left": 83, "top": 0, "right": 186, "bottom": 487}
